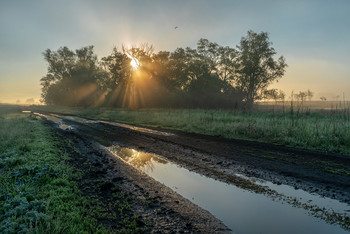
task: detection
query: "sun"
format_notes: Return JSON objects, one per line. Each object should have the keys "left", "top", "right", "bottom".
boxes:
{"left": 126, "top": 52, "right": 139, "bottom": 69}
{"left": 130, "top": 58, "right": 139, "bottom": 69}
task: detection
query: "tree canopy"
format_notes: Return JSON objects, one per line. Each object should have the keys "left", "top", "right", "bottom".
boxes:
{"left": 235, "top": 31, "right": 287, "bottom": 108}
{"left": 41, "top": 30, "right": 287, "bottom": 109}
{"left": 41, "top": 46, "right": 109, "bottom": 106}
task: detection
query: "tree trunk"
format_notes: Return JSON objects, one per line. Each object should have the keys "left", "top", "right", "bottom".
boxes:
{"left": 245, "top": 97, "right": 254, "bottom": 110}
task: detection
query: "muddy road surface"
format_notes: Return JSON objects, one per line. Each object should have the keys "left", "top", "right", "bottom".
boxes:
{"left": 32, "top": 112, "right": 350, "bottom": 233}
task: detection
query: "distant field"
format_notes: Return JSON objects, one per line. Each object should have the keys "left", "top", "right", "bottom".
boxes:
{"left": 26, "top": 102, "right": 350, "bottom": 155}
{"left": 256, "top": 100, "right": 350, "bottom": 112}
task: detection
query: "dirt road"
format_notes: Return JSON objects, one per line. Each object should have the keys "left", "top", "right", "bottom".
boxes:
{"left": 35, "top": 112, "right": 350, "bottom": 232}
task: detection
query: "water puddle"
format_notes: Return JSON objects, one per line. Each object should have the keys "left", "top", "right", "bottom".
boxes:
{"left": 235, "top": 173, "right": 350, "bottom": 214}
{"left": 107, "top": 145, "right": 349, "bottom": 234}
{"left": 24, "top": 111, "right": 174, "bottom": 136}
{"left": 33, "top": 113, "right": 72, "bottom": 130}
{"left": 100, "top": 120, "right": 175, "bottom": 136}
{"left": 57, "top": 115, "right": 100, "bottom": 124}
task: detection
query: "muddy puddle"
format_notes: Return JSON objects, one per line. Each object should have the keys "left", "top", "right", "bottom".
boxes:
{"left": 57, "top": 115, "right": 100, "bottom": 124}
{"left": 32, "top": 112, "right": 72, "bottom": 130}
{"left": 24, "top": 111, "right": 174, "bottom": 136}
{"left": 107, "top": 145, "right": 349, "bottom": 234}
{"left": 100, "top": 120, "right": 175, "bottom": 136}
{"left": 235, "top": 173, "right": 350, "bottom": 215}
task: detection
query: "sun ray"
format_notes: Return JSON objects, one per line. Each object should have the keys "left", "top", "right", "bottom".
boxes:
{"left": 125, "top": 51, "right": 139, "bottom": 69}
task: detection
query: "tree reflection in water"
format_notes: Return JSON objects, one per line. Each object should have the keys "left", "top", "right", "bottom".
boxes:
{"left": 107, "top": 146, "right": 167, "bottom": 171}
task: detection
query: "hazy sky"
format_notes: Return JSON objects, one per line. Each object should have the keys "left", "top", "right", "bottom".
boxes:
{"left": 1, "top": 0, "right": 349, "bottom": 103}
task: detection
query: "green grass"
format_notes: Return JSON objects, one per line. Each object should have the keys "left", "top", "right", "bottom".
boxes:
{"left": 0, "top": 105, "right": 145, "bottom": 233}
{"left": 0, "top": 105, "right": 104, "bottom": 232}
{"left": 28, "top": 104, "right": 350, "bottom": 155}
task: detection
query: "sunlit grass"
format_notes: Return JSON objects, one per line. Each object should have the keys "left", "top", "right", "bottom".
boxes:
{"left": 28, "top": 104, "right": 350, "bottom": 155}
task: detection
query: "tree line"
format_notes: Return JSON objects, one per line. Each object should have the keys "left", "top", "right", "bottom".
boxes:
{"left": 41, "top": 30, "right": 287, "bottom": 109}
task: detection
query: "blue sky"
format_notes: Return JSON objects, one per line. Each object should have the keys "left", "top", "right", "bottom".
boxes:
{"left": 1, "top": 0, "right": 349, "bottom": 103}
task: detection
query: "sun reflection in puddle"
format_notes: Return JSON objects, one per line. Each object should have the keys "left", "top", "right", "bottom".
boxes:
{"left": 107, "top": 145, "right": 350, "bottom": 234}
{"left": 107, "top": 146, "right": 167, "bottom": 171}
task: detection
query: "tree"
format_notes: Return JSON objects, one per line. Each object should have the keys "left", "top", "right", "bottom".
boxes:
{"left": 263, "top": 89, "right": 285, "bottom": 105}
{"left": 196, "top": 38, "right": 238, "bottom": 91}
{"left": 320, "top": 96, "right": 327, "bottom": 101}
{"left": 101, "top": 47, "right": 132, "bottom": 90}
{"left": 263, "top": 89, "right": 279, "bottom": 101}
{"left": 295, "top": 91, "right": 307, "bottom": 102}
{"left": 235, "top": 30, "right": 287, "bottom": 108}
{"left": 41, "top": 46, "right": 109, "bottom": 106}
{"left": 307, "top": 89, "right": 314, "bottom": 101}
{"left": 152, "top": 51, "right": 173, "bottom": 90}
{"left": 25, "top": 98, "right": 35, "bottom": 104}
{"left": 40, "top": 33, "right": 286, "bottom": 109}
{"left": 278, "top": 90, "right": 286, "bottom": 101}
{"left": 164, "top": 40, "right": 242, "bottom": 108}
{"left": 101, "top": 44, "right": 160, "bottom": 108}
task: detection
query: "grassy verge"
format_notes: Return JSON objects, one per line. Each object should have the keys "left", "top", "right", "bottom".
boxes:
{"left": 0, "top": 105, "right": 144, "bottom": 233}
{"left": 27, "top": 105, "right": 350, "bottom": 155}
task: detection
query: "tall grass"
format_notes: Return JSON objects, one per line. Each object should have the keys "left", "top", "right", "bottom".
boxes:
{"left": 28, "top": 102, "right": 350, "bottom": 155}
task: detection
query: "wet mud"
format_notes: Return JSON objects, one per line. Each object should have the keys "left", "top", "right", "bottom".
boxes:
{"left": 44, "top": 117, "right": 229, "bottom": 232}
{"left": 33, "top": 112, "right": 350, "bottom": 232}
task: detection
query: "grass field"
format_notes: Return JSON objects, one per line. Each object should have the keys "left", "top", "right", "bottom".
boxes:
{"left": 27, "top": 102, "right": 350, "bottom": 155}
{"left": 0, "top": 105, "right": 143, "bottom": 233}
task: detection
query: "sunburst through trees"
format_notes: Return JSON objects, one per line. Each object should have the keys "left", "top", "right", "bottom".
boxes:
{"left": 40, "top": 30, "right": 286, "bottom": 109}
